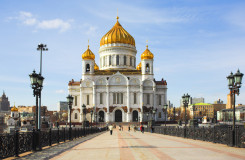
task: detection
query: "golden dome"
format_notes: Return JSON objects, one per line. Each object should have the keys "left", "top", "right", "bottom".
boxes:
{"left": 11, "top": 105, "right": 18, "bottom": 112}
{"left": 82, "top": 45, "right": 95, "bottom": 60}
{"left": 136, "top": 62, "right": 141, "bottom": 70}
{"left": 100, "top": 17, "right": 135, "bottom": 46}
{"left": 94, "top": 63, "right": 99, "bottom": 70}
{"left": 141, "top": 45, "right": 154, "bottom": 60}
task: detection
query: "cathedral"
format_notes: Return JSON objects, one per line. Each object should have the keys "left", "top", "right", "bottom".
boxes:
{"left": 68, "top": 16, "right": 167, "bottom": 123}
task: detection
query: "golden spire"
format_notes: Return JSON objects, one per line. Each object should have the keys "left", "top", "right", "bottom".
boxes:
{"left": 141, "top": 43, "right": 154, "bottom": 60}
{"left": 116, "top": 9, "right": 119, "bottom": 21}
{"left": 146, "top": 40, "right": 148, "bottom": 49}
{"left": 137, "top": 62, "right": 142, "bottom": 70}
{"left": 82, "top": 43, "right": 95, "bottom": 60}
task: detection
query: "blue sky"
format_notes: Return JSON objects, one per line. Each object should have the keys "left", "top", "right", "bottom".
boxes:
{"left": 0, "top": 0, "right": 245, "bottom": 110}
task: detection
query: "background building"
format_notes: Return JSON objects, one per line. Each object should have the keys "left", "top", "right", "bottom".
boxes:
{"left": 0, "top": 91, "right": 10, "bottom": 112}
{"left": 57, "top": 101, "right": 68, "bottom": 111}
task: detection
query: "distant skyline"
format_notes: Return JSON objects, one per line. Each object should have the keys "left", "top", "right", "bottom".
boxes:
{"left": 0, "top": 0, "right": 245, "bottom": 110}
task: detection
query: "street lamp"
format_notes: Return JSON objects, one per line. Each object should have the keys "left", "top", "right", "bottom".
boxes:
{"left": 29, "top": 70, "right": 44, "bottom": 130}
{"left": 182, "top": 93, "right": 190, "bottom": 138}
{"left": 227, "top": 69, "right": 243, "bottom": 146}
{"left": 90, "top": 110, "right": 93, "bottom": 127}
{"left": 66, "top": 95, "right": 73, "bottom": 140}
{"left": 164, "top": 104, "right": 168, "bottom": 126}
{"left": 146, "top": 113, "right": 149, "bottom": 130}
{"left": 82, "top": 104, "right": 86, "bottom": 128}
{"left": 37, "top": 44, "right": 48, "bottom": 130}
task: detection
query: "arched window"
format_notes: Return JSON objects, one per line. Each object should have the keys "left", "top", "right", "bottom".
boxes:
{"left": 134, "top": 58, "right": 136, "bottom": 67}
{"left": 146, "top": 63, "right": 150, "bottom": 72}
{"left": 116, "top": 55, "right": 119, "bottom": 65}
{"left": 75, "top": 113, "right": 78, "bottom": 119}
{"left": 109, "top": 55, "right": 111, "bottom": 65}
{"left": 124, "top": 56, "right": 126, "bottom": 65}
{"left": 86, "top": 64, "right": 90, "bottom": 72}
{"left": 130, "top": 57, "right": 132, "bottom": 66}
{"left": 158, "top": 112, "right": 162, "bottom": 118}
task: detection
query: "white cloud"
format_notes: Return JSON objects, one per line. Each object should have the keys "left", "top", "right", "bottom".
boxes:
{"left": 38, "top": 19, "right": 71, "bottom": 32}
{"left": 10, "top": 11, "right": 72, "bottom": 32}
{"left": 55, "top": 89, "right": 66, "bottom": 94}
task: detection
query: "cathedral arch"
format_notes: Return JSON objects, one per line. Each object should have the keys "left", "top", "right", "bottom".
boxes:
{"left": 132, "top": 110, "right": 138, "bottom": 122}
{"left": 86, "top": 64, "right": 90, "bottom": 72}
{"left": 146, "top": 63, "right": 150, "bottom": 73}
{"left": 81, "top": 78, "right": 94, "bottom": 87}
{"left": 129, "top": 78, "right": 141, "bottom": 85}
{"left": 98, "top": 110, "right": 105, "bottom": 122}
{"left": 115, "top": 110, "right": 122, "bottom": 122}
{"left": 108, "top": 72, "right": 128, "bottom": 86}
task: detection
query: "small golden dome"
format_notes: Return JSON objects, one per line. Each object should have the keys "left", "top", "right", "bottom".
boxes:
{"left": 137, "top": 62, "right": 141, "bottom": 70}
{"left": 11, "top": 105, "right": 18, "bottom": 112}
{"left": 94, "top": 63, "right": 99, "bottom": 70}
{"left": 82, "top": 45, "right": 95, "bottom": 60}
{"left": 141, "top": 45, "right": 154, "bottom": 60}
{"left": 100, "top": 17, "right": 135, "bottom": 46}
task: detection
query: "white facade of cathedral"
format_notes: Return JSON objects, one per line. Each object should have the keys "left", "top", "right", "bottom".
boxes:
{"left": 68, "top": 17, "right": 167, "bottom": 123}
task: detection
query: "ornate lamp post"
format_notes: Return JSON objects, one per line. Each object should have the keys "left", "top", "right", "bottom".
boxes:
{"left": 90, "top": 110, "right": 93, "bottom": 127}
{"left": 227, "top": 69, "right": 243, "bottom": 146}
{"left": 37, "top": 44, "right": 48, "bottom": 130}
{"left": 82, "top": 104, "right": 86, "bottom": 129}
{"left": 164, "top": 104, "right": 168, "bottom": 126}
{"left": 182, "top": 93, "right": 190, "bottom": 138}
{"left": 146, "top": 113, "right": 149, "bottom": 131}
{"left": 29, "top": 70, "right": 44, "bottom": 130}
{"left": 173, "top": 107, "right": 176, "bottom": 121}
{"left": 66, "top": 95, "right": 73, "bottom": 140}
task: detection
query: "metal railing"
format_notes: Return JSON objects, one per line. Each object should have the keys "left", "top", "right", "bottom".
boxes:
{"left": 147, "top": 125, "right": 245, "bottom": 148}
{"left": 0, "top": 127, "right": 106, "bottom": 159}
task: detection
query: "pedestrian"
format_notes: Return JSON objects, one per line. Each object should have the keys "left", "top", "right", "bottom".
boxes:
{"left": 122, "top": 126, "right": 123, "bottom": 131}
{"left": 128, "top": 125, "right": 130, "bottom": 132}
{"left": 119, "top": 125, "right": 121, "bottom": 131}
{"left": 142, "top": 125, "right": 144, "bottom": 133}
{"left": 140, "top": 125, "right": 143, "bottom": 133}
{"left": 109, "top": 124, "right": 113, "bottom": 135}
{"left": 134, "top": 126, "right": 137, "bottom": 132}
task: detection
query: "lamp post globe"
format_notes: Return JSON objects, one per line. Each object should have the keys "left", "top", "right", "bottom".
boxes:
{"left": 29, "top": 70, "right": 38, "bottom": 86}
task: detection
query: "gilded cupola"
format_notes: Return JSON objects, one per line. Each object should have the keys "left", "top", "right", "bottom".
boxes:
{"left": 11, "top": 105, "right": 18, "bottom": 112}
{"left": 137, "top": 62, "right": 141, "bottom": 70}
{"left": 94, "top": 63, "right": 99, "bottom": 70}
{"left": 100, "top": 17, "right": 135, "bottom": 46}
{"left": 141, "top": 45, "right": 154, "bottom": 60}
{"left": 82, "top": 45, "right": 95, "bottom": 60}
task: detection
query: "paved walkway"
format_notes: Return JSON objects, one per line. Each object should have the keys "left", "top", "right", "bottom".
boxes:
{"left": 51, "top": 129, "right": 245, "bottom": 160}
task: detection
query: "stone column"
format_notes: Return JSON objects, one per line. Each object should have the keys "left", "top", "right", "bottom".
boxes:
{"left": 153, "top": 86, "right": 156, "bottom": 121}
{"left": 106, "top": 85, "right": 110, "bottom": 122}
{"left": 127, "top": 84, "right": 130, "bottom": 122}
{"left": 80, "top": 86, "right": 83, "bottom": 123}
{"left": 140, "top": 84, "right": 143, "bottom": 122}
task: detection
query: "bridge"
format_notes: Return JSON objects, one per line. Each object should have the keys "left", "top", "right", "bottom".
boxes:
{"left": 3, "top": 127, "right": 245, "bottom": 160}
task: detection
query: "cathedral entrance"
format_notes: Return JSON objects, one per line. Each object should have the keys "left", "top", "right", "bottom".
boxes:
{"left": 132, "top": 110, "right": 138, "bottom": 122}
{"left": 115, "top": 110, "right": 122, "bottom": 122}
{"left": 99, "top": 111, "right": 104, "bottom": 122}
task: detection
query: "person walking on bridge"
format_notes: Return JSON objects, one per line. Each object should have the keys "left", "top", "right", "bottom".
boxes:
{"left": 109, "top": 124, "right": 113, "bottom": 135}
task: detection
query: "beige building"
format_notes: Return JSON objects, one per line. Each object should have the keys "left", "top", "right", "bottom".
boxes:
{"left": 189, "top": 103, "right": 226, "bottom": 119}
{"left": 226, "top": 93, "right": 234, "bottom": 109}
